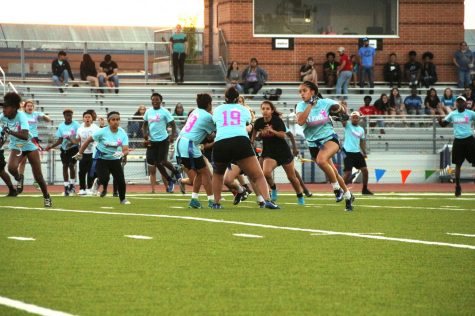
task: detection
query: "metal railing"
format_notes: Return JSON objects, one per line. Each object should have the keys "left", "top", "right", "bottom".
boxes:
{"left": 218, "top": 28, "right": 228, "bottom": 74}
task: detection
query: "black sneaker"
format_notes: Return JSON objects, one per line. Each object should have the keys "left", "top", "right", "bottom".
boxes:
{"left": 345, "top": 194, "right": 355, "bottom": 211}
{"left": 303, "top": 189, "right": 313, "bottom": 197}
{"left": 44, "top": 195, "right": 52, "bottom": 207}
{"left": 233, "top": 190, "right": 248, "bottom": 205}
{"left": 178, "top": 179, "right": 186, "bottom": 194}
{"left": 362, "top": 188, "right": 374, "bottom": 195}
{"left": 334, "top": 188, "right": 344, "bottom": 202}
{"left": 113, "top": 192, "right": 119, "bottom": 197}
{"left": 455, "top": 185, "right": 461, "bottom": 197}
{"left": 100, "top": 190, "right": 107, "bottom": 198}
{"left": 64, "top": 186, "right": 69, "bottom": 197}
{"left": 6, "top": 189, "right": 18, "bottom": 197}
{"left": 68, "top": 184, "right": 76, "bottom": 195}
{"left": 16, "top": 174, "right": 24, "bottom": 194}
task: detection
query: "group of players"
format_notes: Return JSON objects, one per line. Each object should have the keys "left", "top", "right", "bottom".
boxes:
{"left": 1, "top": 81, "right": 473, "bottom": 208}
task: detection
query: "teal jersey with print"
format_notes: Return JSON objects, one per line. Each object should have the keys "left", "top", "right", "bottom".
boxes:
{"left": 343, "top": 123, "right": 365, "bottom": 153}
{"left": 56, "top": 121, "right": 80, "bottom": 150}
{"left": 0, "top": 111, "right": 37, "bottom": 151}
{"left": 170, "top": 33, "right": 187, "bottom": 53}
{"left": 443, "top": 109, "right": 475, "bottom": 139}
{"left": 93, "top": 126, "right": 129, "bottom": 160}
{"left": 175, "top": 108, "right": 215, "bottom": 158}
{"left": 295, "top": 98, "right": 338, "bottom": 146}
{"left": 24, "top": 111, "right": 45, "bottom": 138}
{"left": 144, "top": 107, "right": 174, "bottom": 142}
{"left": 213, "top": 103, "right": 251, "bottom": 142}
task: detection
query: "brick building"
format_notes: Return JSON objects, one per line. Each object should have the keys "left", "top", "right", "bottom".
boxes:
{"left": 203, "top": 0, "right": 464, "bottom": 83}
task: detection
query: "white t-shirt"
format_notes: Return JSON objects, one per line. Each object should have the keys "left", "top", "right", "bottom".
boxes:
{"left": 77, "top": 123, "right": 100, "bottom": 154}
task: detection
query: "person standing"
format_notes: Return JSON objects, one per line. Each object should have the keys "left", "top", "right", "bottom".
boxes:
{"left": 453, "top": 41, "right": 474, "bottom": 88}
{"left": 438, "top": 96, "right": 475, "bottom": 197}
{"left": 336, "top": 47, "right": 353, "bottom": 97}
{"left": 0, "top": 93, "right": 52, "bottom": 206}
{"left": 342, "top": 111, "right": 373, "bottom": 195}
{"left": 51, "top": 50, "right": 74, "bottom": 93}
{"left": 75, "top": 111, "right": 130, "bottom": 204}
{"left": 0, "top": 125, "right": 17, "bottom": 197}
{"left": 358, "top": 37, "right": 376, "bottom": 94}
{"left": 296, "top": 81, "right": 355, "bottom": 211}
{"left": 76, "top": 111, "right": 100, "bottom": 195}
{"left": 170, "top": 24, "right": 188, "bottom": 84}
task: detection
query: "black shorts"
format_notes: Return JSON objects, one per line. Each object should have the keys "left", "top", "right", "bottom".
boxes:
{"left": 309, "top": 138, "right": 340, "bottom": 159}
{"left": 60, "top": 146, "right": 79, "bottom": 165}
{"left": 262, "top": 151, "right": 293, "bottom": 166}
{"left": 452, "top": 136, "right": 475, "bottom": 166}
{"left": 178, "top": 156, "right": 207, "bottom": 170}
{"left": 0, "top": 149, "right": 5, "bottom": 171}
{"left": 146, "top": 140, "right": 169, "bottom": 165}
{"left": 343, "top": 152, "right": 367, "bottom": 171}
{"left": 212, "top": 136, "right": 256, "bottom": 165}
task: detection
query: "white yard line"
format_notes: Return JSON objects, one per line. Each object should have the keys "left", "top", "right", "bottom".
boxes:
{"left": 0, "top": 295, "right": 75, "bottom": 316}
{"left": 124, "top": 235, "right": 153, "bottom": 240}
{"left": 447, "top": 233, "right": 475, "bottom": 238}
{"left": 1, "top": 205, "right": 475, "bottom": 251}
{"left": 302, "top": 203, "right": 475, "bottom": 212}
{"left": 8, "top": 237, "right": 35, "bottom": 241}
{"left": 233, "top": 233, "right": 263, "bottom": 238}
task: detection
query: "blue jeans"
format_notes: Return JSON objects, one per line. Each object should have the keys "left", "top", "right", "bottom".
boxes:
{"left": 458, "top": 69, "right": 471, "bottom": 88}
{"left": 52, "top": 70, "right": 69, "bottom": 87}
{"left": 99, "top": 74, "right": 120, "bottom": 88}
{"left": 336, "top": 70, "right": 352, "bottom": 96}
{"left": 359, "top": 66, "right": 374, "bottom": 88}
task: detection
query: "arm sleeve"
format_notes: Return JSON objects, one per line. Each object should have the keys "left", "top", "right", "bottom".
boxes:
{"left": 92, "top": 128, "right": 103, "bottom": 142}
{"left": 443, "top": 112, "right": 453, "bottom": 123}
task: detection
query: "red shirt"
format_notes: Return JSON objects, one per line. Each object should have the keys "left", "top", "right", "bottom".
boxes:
{"left": 359, "top": 105, "right": 378, "bottom": 116}
{"left": 339, "top": 54, "right": 352, "bottom": 72}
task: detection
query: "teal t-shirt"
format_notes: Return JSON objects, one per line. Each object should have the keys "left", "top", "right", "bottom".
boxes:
{"left": 143, "top": 107, "right": 174, "bottom": 142}
{"left": 56, "top": 121, "right": 80, "bottom": 150}
{"left": 295, "top": 98, "right": 337, "bottom": 147}
{"left": 443, "top": 109, "right": 475, "bottom": 139}
{"left": 175, "top": 108, "right": 215, "bottom": 158}
{"left": 93, "top": 126, "right": 129, "bottom": 160}
{"left": 343, "top": 123, "right": 365, "bottom": 153}
{"left": 24, "top": 111, "right": 45, "bottom": 138}
{"left": 170, "top": 33, "right": 187, "bottom": 53}
{"left": 213, "top": 103, "right": 251, "bottom": 142}
{"left": 0, "top": 111, "right": 37, "bottom": 151}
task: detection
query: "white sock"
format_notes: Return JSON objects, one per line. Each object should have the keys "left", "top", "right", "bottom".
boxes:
{"left": 64, "top": 182, "right": 69, "bottom": 187}
{"left": 69, "top": 179, "right": 75, "bottom": 185}
{"left": 257, "top": 195, "right": 265, "bottom": 203}
{"left": 237, "top": 186, "right": 244, "bottom": 193}
{"left": 343, "top": 191, "right": 352, "bottom": 200}
{"left": 331, "top": 182, "right": 340, "bottom": 190}
{"left": 191, "top": 192, "right": 199, "bottom": 199}
{"left": 207, "top": 195, "right": 214, "bottom": 201}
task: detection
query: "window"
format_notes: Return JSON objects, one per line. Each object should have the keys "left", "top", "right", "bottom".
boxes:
{"left": 254, "top": 0, "right": 398, "bottom": 38}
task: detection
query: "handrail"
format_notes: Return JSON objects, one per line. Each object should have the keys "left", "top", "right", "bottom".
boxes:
{"left": 8, "top": 82, "right": 18, "bottom": 94}
{"left": 218, "top": 28, "right": 228, "bottom": 69}
{"left": 0, "top": 66, "right": 5, "bottom": 95}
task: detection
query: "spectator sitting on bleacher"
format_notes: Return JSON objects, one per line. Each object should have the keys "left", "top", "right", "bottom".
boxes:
{"left": 52, "top": 50, "right": 74, "bottom": 93}
{"left": 389, "top": 87, "right": 405, "bottom": 115}
{"left": 404, "top": 51, "right": 422, "bottom": 88}
{"left": 462, "top": 87, "right": 474, "bottom": 110}
{"left": 127, "top": 105, "right": 146, "bottom": 143}
{"left": 300, "top": 57, "right": 318, "bottom": 84}
{"left": 453, "top": 41, "right": 473, "bottom": 88}
{"left": 242, "top": 58, "right": 267, "bottom": 95}
{"left": 424, "top": 88, "right": 441, "bottom": 115}
{"left": 358, "top": 95, "right": 378, "bottom": 129}
{"left": 98, "top": 54, "right": 119, "bottom": 94}
{"left": 403, "top": 87, "right": 423, "bottom": 115}
{"left": 80, "top": 54, "right": 99, "bottom": 92}
{"left": 421, "top": 52, "right": 438, "bottom": 88}
{"left": 323, "top": 52, "right": 339, "bottom": 88}
{"left": 374, "top": 93, "right": 389, "bottom": 133}
{"left": 383, "top": 53, "right": 402, "bottom": 88}
{"left": 173, "top": 103, "right": 187, "bottom": 134}
{"left": 440, "top": 88, "right": 456, "bottom": 114}
{"left": 226, "top": 61, "right": 243, "bottom": 93}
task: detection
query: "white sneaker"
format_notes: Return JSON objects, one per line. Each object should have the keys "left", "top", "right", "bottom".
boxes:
{"left": 85, "top": 189, "right": 92, "bottom": 195}
{"left": 120, "top": 199, "right": 131, "bottom": 205}
{"left": 91, "top": 178, "right": 99, "bottom": 195}
{"left": 78, "top": 189, "right": 87, "bottom": 195}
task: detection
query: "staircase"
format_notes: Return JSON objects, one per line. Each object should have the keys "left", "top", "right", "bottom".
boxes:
{"left": 183, "top": 64, "right": 224, "bottom": 82}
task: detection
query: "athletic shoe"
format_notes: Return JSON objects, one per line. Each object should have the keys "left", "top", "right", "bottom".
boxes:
{"left": 297, "top": 196, "right": 305, "bottom": 205}
{"left": 303, "top": 189, "right": 313, "bottom": 197}
{"left": 455, "top": 185, "right": 461, "bottom": 197}
{"left": 264, "top": 200, "right": 280, "bottom": 210}
{"left": 270, "top": 189, "right": 278, "bottom": 201}
{"left": 113, "top": 192, "right": 119, "bottom": 197}
{"left": 79, "top": 189, "right": 87, "bottom": 196}
{"left": 68, "top": 184, "right": 76, "bottom": 195}
{"left": 345, "top": 194, "right": 355, "bottom": 212}
{"left": 233, "top": 190, "right": 248, "bottom": 205}
{"left": 16, "top": 174, "right": 24, "bottom": 194}
{"left": 207, "top": 200, "right": 215, "bottom": 208}
{"left": 64, "top": 186, "right": 69, "bottom": 197}
{"left": 174, "top": 166, "right": 183, "bottom": 181}
{"left": 33, "top": 181, "right": 41, "bottom": 191}
{"left": 178, "top": 179, "right": 186, "bottom": 194}
{"left": 258, "top": 201, "right": 265, "bottom": 208}
{"left": 243, "top": 184, "right": 253, "bottom": 195}
{"left": 362, "top": 188, "right": 374, "bottom": 195}
{"left": 100, "top": 191, "right": 107, "bottom": 198}
{"left": 188, "top": 198, "right": 202, "bottom": 209}
{"left": 44, "top": 195, "right": 52, "bottom": 207}
{"left": 166, "top": 180, "right": 175, "bottom": 193}
{"left": 91, "top": 178, "right": 99, "bottom": 195}
{"left": 211, "top": 203, "right": 223, "bottom": 209}
{"left": 334, "top": 188, "right": 344, "bottom": 202}
{"left": 120, "top": 199, "right": 131, "bottom": 205}
{"left": 6, "top": 189, "right": 18, "bottom": 197}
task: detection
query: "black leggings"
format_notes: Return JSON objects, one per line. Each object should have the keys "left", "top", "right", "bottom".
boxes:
{"left": 96, "top": 159, "right": 126, "bottom": 201}
{"left": 79, "top": 153, "right": 94, "bottom": 190}
{"left": 172, "top": 52, "right": 186, "bottom": 81}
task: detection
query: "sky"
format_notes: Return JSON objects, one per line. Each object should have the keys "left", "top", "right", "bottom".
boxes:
{"left": 0, "top": 0, "right": 472, "bottom": 29}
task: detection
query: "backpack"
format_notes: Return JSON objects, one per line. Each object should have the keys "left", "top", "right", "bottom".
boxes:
{"left": 263, "top": 88, "right": 282, "bottom": 101}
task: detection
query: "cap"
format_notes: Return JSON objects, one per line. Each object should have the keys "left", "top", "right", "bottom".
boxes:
{"left": 362, "top": 37, "right": 369, "bottom": 41}
{"left": 350, "top": 111, "right": 361, "bottom": 117}
{"left": 456, "top": 96, "right": 467, "bottom": 102}
{"left": 337, "top": 46, "right": 345, "bottom": 52}
{"left": 63, "top": 108, "right": 73, "bottom": 114}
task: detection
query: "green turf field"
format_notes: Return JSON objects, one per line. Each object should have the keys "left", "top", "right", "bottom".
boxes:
{"left": 0, "top": 193, "right": 474, "bottom": 315}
